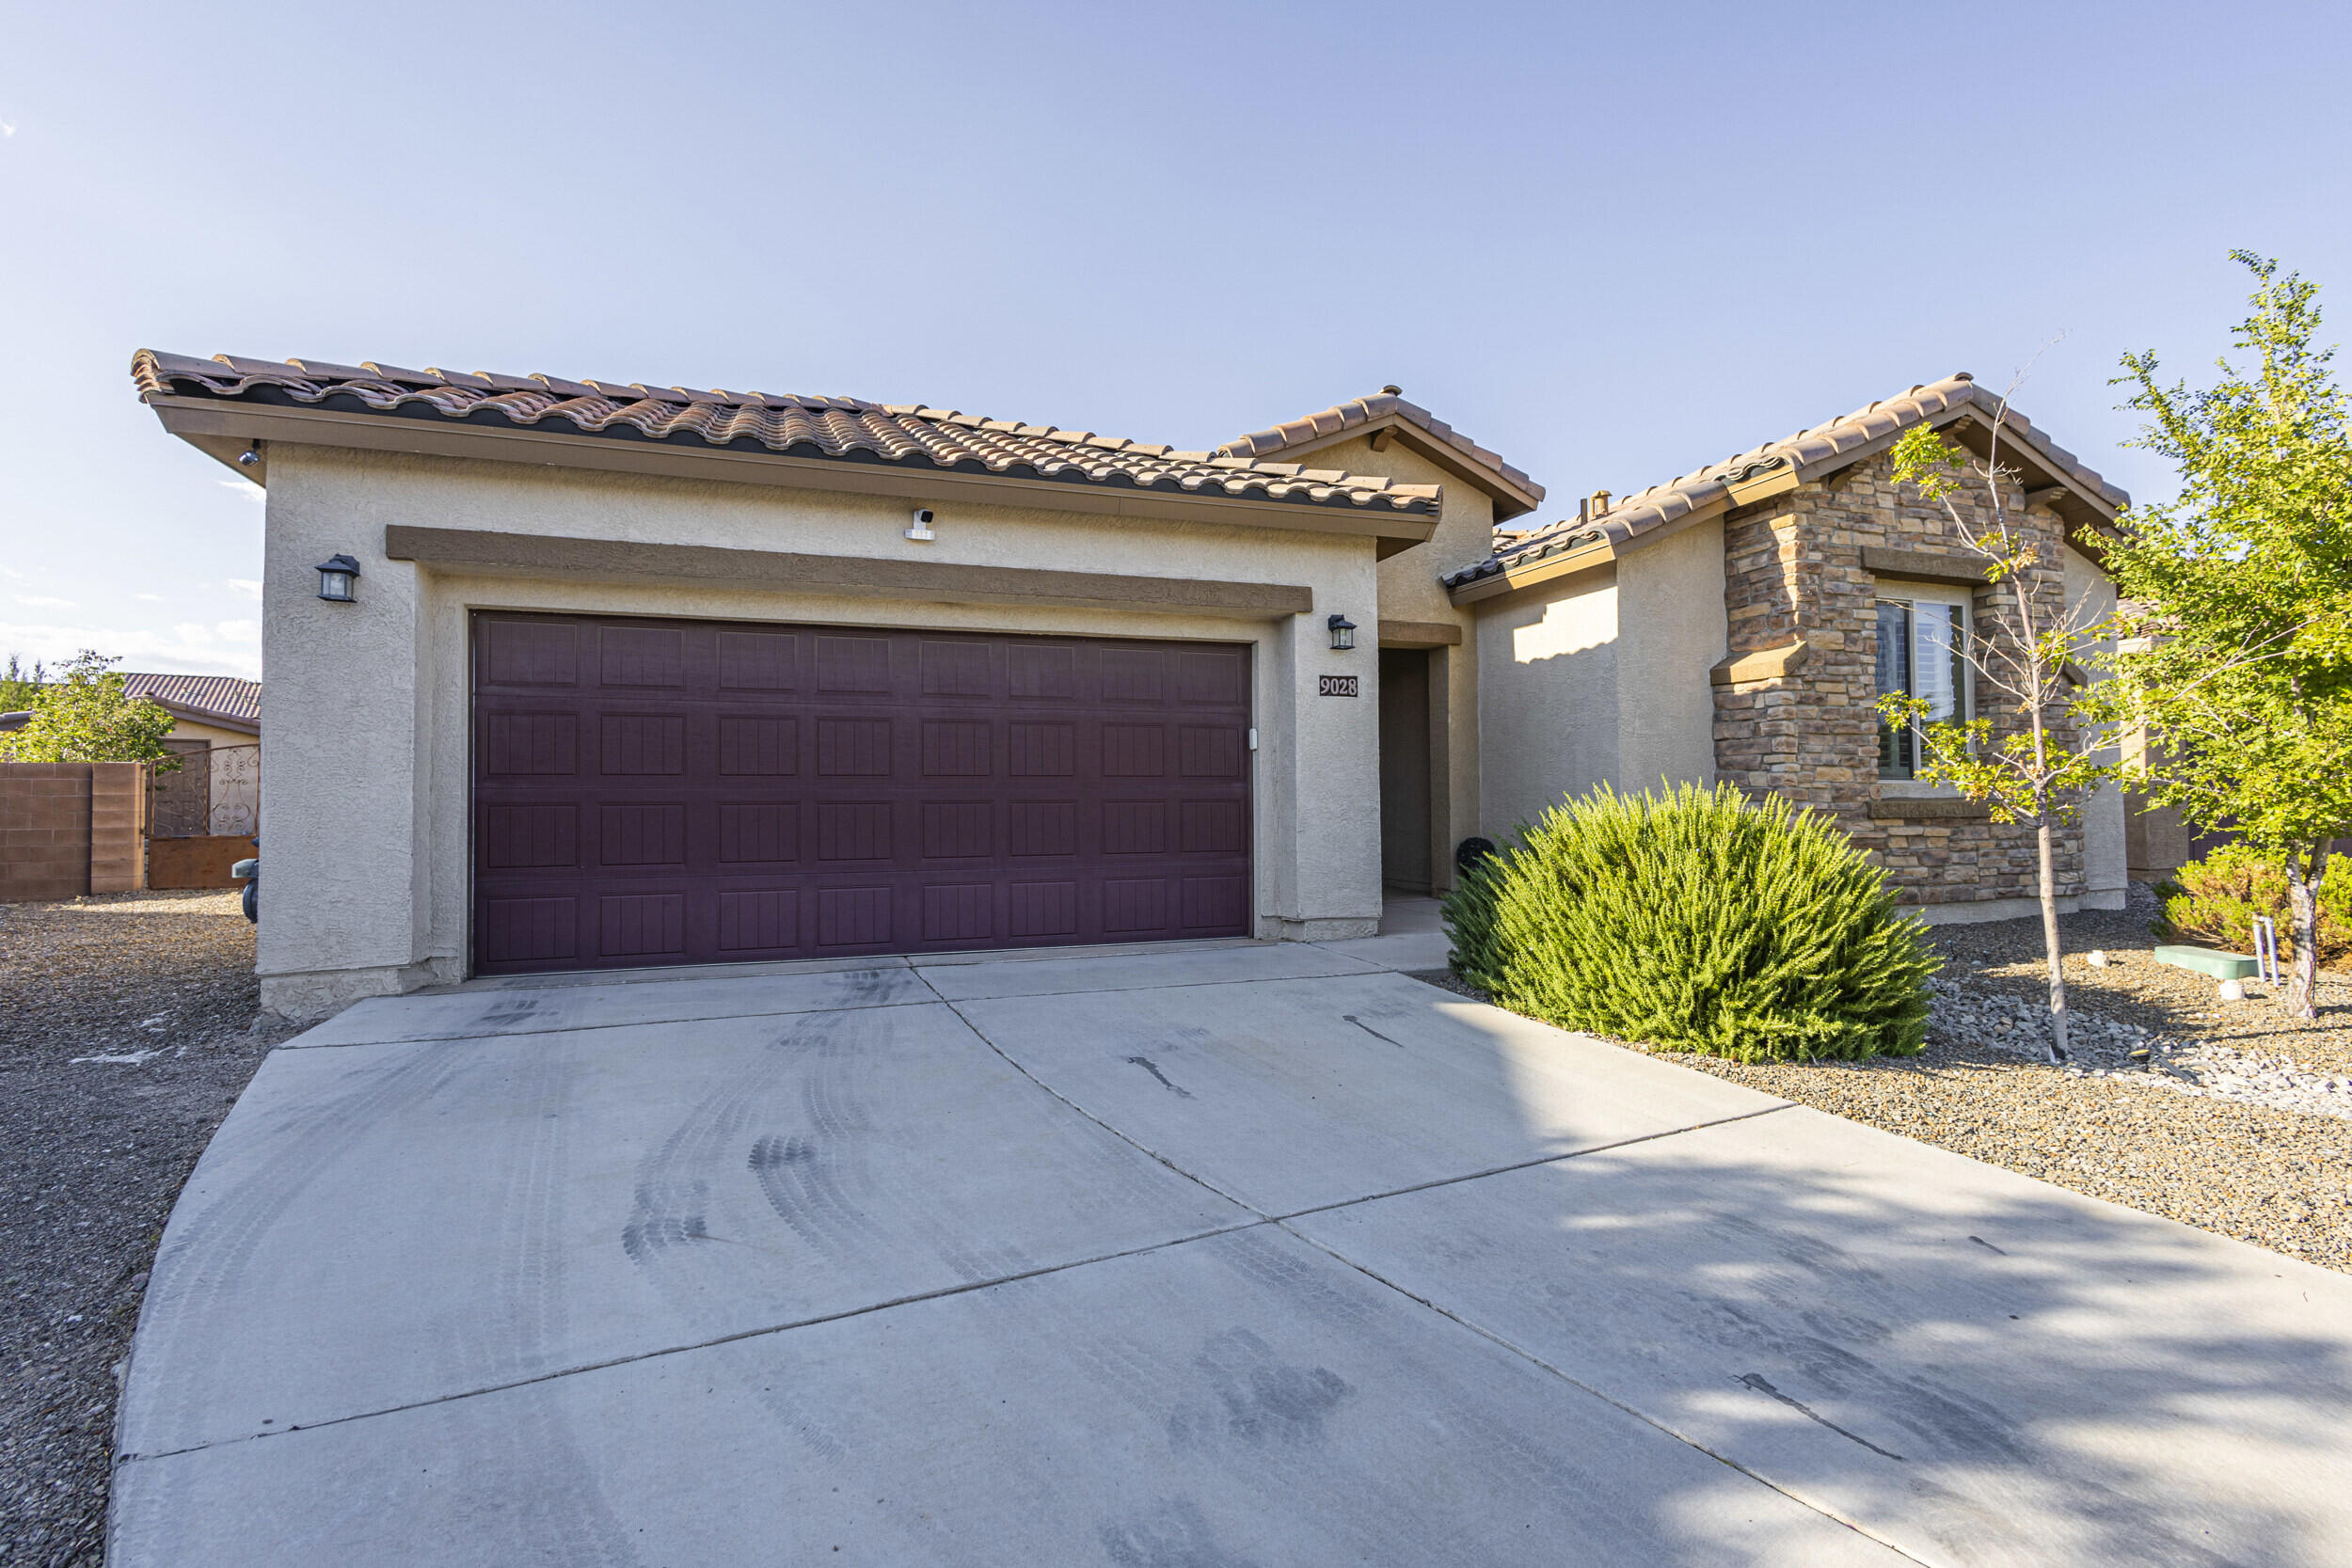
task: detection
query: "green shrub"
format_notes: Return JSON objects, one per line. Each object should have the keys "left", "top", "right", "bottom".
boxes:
{"left": 2157, "top": 842, "right": 2352, "bottom": 962}
{"left": 1442, "top": 782, "right": 1936, "bottom": 1062}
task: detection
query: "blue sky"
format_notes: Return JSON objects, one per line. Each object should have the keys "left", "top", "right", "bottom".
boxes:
{"left": 4, "top": 1, "right": 2347, "bottom": 679}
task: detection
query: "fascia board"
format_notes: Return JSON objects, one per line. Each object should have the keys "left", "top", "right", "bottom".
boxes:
{"left": 1239, "top": 413, "right": 1543, "bottom": 521}
{"left": 1797, "top": 404, "right": 2122, "bottom": 530}
{"left": 1446, "top": 494, "right": 1726, "bottom": 608}
{"left": 148, "top": 398, "right": 1438, "bottom": 547}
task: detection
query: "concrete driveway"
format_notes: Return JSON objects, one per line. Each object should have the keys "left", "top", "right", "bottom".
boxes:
{"left": 116, "top": 918, "right": 2352, "bottom": 1566}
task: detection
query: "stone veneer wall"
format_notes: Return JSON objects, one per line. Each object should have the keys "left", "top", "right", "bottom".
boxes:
{"left": 1711, "top": 449, "right": 2085, "bottom": 910}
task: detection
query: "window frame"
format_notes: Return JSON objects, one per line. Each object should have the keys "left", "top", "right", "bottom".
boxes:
{"left": 1874, "top": 582, "right": 1974, "bottom": 786}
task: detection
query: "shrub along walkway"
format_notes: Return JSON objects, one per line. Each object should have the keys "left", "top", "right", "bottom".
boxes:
{"left": 1465, "top": 896, "right": 2352, "bottom": 1274}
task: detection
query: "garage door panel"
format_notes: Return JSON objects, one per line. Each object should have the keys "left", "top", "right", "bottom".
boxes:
{"left": 484, "top": 712, "right": 579, "bottom": 776}
{"left": 716, "top": 888, "right": 798, "bottom": 952}
{"left": 918, "top": 640, "right": 993, "bottom": 698}
{"left": 600, "top": 714, "right": 686, "bottom": 776}
{"left": 717, "top": 715, "right": 796, "bottom": 776}
{"left": 598, "top": 803, "right": 689, "bottom": 867}
{"left": 817, "top": 886, "right": 893, "bottom": 947}
{"left": 598, "top": 892, "right": 687, "bottom": 960}
{"left": 815, "top": 636, "right": 893, "bottom": 693}
{"left": 815, "top": 717, "right": 892, "bottom": 776}
{"left": 920, "top": 720, "right": 993, "bottom": 777}
{"left": 598, "top": 625, "right": 687, "bottom": 689}
{"left": 1102, "top": 878, "right": 1169, "bottom": 934}
{"left": 717, "top": 801, "right": 797, "bottom": 864}
{"left": 1099, "top": 725, "right": 1166, "bottom": 778}
{"left": 483, "top": 618, "right": 580, "bottom": 687}
{"left": 1178, "top": 647, "right": 1248, "bottom": 705}
{"left": 473, "top": 613, "right": 1250, "bottom": 974}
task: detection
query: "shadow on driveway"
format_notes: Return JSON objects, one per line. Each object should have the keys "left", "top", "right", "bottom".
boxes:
{"left": 110, "top": 942, "right": 2352, "bottom": 1566}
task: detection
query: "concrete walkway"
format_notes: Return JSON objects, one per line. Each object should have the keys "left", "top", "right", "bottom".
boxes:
{"left": 115, "top": 924, "right": 2352, "bottom": 1566}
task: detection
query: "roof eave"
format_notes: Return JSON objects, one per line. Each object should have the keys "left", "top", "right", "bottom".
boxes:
{"left": 1446, "top": 495, "right": 1730, "bottom": 608}
{"left": 1227, "top": 412, "right": 1543, "bottom": 522}
{"left": 1795, "top": 401, "right": 2125, "bottom": 527}
{"left": 144, "top": 395, "right": 1439, "bottom": 547}
{"left": 157, "top": 702, "right": 260, "bottom": 736}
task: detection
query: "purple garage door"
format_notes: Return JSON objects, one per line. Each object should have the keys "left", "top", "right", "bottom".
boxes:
{"left": 470, "top": 612, "right": 1254, "bottom": 975}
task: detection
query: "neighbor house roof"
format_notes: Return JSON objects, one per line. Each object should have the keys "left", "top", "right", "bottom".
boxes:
{"left": 132, "top": 352, "right": 1442, "bottom": 522}
{"left": 120, "top": 672, "right": 261, "bottom": 735}
{"left": 1442, "top": 372, "right": 2131, "bottom": 601}
{"left": 1217, "top": 389, "right": 1543, "bottom": 521}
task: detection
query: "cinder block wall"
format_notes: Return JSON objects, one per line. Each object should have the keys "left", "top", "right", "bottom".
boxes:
{"left": 1, "top": 763, "right": 148, "bottom": 902}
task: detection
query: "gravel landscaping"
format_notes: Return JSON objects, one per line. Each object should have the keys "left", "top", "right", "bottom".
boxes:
{"left": 1424, "top": 884, "right": 2352, "bottom": 1274}
{"left": 0, "top": 891, "right": 294, "bottom": 1568}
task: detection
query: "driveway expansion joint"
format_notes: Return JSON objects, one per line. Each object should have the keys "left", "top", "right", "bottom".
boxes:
{"left": 1265, "top": 1101, "right": 1798, "bottom": 1224}
{"left": 112, "top": 1218, "right": 1273, "bottom": 1467}
{"left": 274, "top": 994, "right": 943, "bottom": 1051}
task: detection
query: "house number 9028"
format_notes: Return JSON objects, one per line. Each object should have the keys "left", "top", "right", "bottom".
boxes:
{"left": 1318, "top": 674, "right": 1359, "bottom": 697}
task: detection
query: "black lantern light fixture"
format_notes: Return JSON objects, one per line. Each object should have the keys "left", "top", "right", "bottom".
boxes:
{"left": 1327, "top": 613, "right": 1357, "bottom": 652}
{"left": 314, "top": 554, "right": 361, "bottom": 603}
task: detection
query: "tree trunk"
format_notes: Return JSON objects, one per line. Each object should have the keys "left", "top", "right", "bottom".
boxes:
{"left": 2285, "top": 841, "right": 2329, "bottom": 1021}
{"left": 2037, "top": 816, "right": 2070, "bottom": 1063}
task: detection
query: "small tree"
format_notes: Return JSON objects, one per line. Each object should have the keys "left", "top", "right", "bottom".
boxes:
{"left": 0, "top": 654, "right": 45, "bottom": 712}
{"left": 2091, "top": 253, "right": 2352, "bottom": 1020}
{"left": 1877, "top": 404, "right": 2117, "bottom": 1064}
{"left": 0, "top": 651, "right": 181, "bottom": 768}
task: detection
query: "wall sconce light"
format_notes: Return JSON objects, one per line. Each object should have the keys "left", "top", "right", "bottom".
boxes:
{"left": 1327, "top": 613, "right": 1357, "bottom": 652}
{"left": 315, "top": 554, "right": 361, "bottom": 603}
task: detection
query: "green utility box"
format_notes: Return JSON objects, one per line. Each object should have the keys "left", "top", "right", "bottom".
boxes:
{"left": 2152, "top": 944, "right": 2260, "bottom": 981}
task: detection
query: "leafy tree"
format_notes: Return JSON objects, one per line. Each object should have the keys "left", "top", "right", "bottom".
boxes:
{"left": 1877, "top": 403, "right": 2118, "bottom": 1064}
{"left": 2089, "top": 253, "right": 2352, "bottom": 1020}
{"left": 0, "top": 651, "right": 181, "bottom": 768}
{"left": 0, "top": 654, "right": 46, "bottom": 713}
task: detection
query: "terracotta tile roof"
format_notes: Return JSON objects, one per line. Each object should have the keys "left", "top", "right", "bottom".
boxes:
{"left": 133, "top": 352, "right": 1441, "bottom": 518}
{"left": 120, "top": 672, "right": 262, "bottom": 730}
{"left": 1217, "top": 389, "right": 1542, "bottom": 519}
{"left": 1441, "top": 372, "right": 2130, "bottom": 592}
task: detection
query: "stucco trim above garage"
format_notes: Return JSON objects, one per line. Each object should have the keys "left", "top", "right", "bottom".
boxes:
{"left": 382, "top": 526, "right": 1315, "bottom": 619}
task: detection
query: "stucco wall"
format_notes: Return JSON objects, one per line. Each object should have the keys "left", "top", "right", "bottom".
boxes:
{"left": 1470, "top": 515, "right": 1728, "bottom": 837}
{"left": 2065, "top": 542, "right": 2129, "bottom": 903}
{"left": 1315, "top": 434, "right": 1495, "bottom": 889}
{"left": 258, "top": 445, "right": 1384, "bottom": 1016}
{"left": 1475, "top": 563, "right": 1620, "bottom": 834}
{"left": 1616, "top": 517, "right": 1728, "bottom": 792}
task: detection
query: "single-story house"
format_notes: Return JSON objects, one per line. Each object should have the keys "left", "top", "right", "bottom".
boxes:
{"left": 132, "top": 353, "right": 2133, "bottom": 1017}
{"left": 120, "top": 673, "right": 262, "bottom": 841}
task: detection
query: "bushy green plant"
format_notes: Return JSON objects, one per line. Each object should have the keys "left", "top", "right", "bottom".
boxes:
{"left": 0, "top": 650, "right": 179, "bottom": 767}
{"left": 2157, "top": 842, "right": 2352, "bottom": 964}
{"left": 1443, "top": 782, "right": 1937, "bottom": 1062}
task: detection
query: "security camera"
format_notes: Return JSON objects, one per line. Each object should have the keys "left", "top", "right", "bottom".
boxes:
{"left": 905, "top": 507, "right": 937, "bottom": 542}
{"left": 236, "top": 448, "right": 261, "bottom": 467}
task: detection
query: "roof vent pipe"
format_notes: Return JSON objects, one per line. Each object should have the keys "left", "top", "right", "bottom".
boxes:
{"left": 1578, "top": 490, "right": 1611, "bottom": 523}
